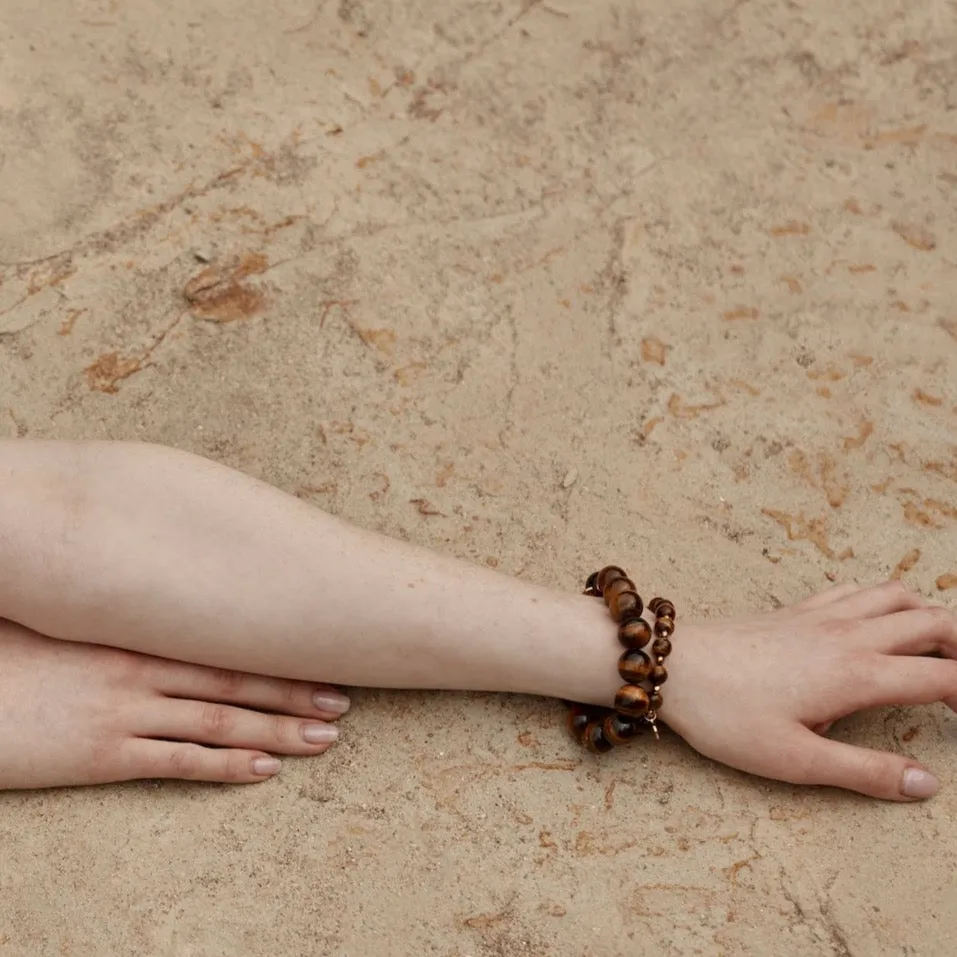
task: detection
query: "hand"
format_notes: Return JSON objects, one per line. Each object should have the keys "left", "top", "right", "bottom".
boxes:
{"left": 662, "top": 581, "right": 957, "bottom": 801}
{"left": 0, "top": 620, "right": 350, "bottom": 790}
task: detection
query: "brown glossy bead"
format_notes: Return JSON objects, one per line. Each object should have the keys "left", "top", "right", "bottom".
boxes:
{"left": 614, "top": 683, "right": 651, "bottom": 718}
{"left": 651, "top": 664, "right": 668, "bottom": 685}
{"left": 583, "top": 571, "right": 600, "bottom": 595}
{"left": 603, "top": 713, "right": 643, "bottom": 745}
{"left": 597, "top": 565, "right": 627, "bottom": 593}
{"left": 652, "top": 637, "right": 673, "bottom": 659}
{"left": 611, "top": 590, "right": 642, "bottom": 623}
{"left": 653, "top": 600, "right": 676, "bottom": 620}
{"left": 618, "top": 618, "right": 653, "bottom": 649}
{"left": 567, "top": 706, "right": 592, "bottom": 740}
{"left": 648, "top": 596, "right": 665, "bottom": 614}
{"left": 583, "top": 722, "right": 615, "bottom": 754}
{"left": 654, "top": 617, "right": 675, "bottom": 639}
{"left": 618, "top": 606, "right": 645, "bottom": 624}
{"left": 650, "top": 690, "right": 663, "bottom": 710}
{"left": 603, "top": 576, "right": 637, "bottom": 605}
{"left": 618, "top": 649, "right": 652, "bottom": 683}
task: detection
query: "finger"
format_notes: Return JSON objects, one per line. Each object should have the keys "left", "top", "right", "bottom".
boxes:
{"left": 794, "top": 583, "right": 861, "bottom": 611}
{"left": 848, "top": 656, "right": 957, "bottom": 712}
{"left": 864, "top": 606, "right": 957, "bottom": 658}
{"left": 123, "top": 739, "right": 283, "bottom": 784}
{"left": 138, "top": 699, "right": 340, "bottom": 755}
{"left": 785, "top": 731, "right": 939, "bottom": 802}
{"left": 817, "top": 580, "right": 928, "bottom": 621}
{"left": 152, "top": 661, "right": 350, "bottom": 720}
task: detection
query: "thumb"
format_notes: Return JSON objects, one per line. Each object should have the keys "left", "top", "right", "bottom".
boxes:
{"left": 787, "top": 732, "right": 940, "bottom": 802}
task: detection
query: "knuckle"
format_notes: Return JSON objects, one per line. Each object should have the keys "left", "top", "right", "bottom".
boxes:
{"left": 837, "top": 649, "right": 875, "bottom": 680}
{"left": 212, "top": 668, "right": 246, "bottom": 697}
{"left": 200, "top": 704, "right": 234, "bottom": 736}
{"left": 221, "top": 752, "right": 250, "bottom": 782}
{"left": 820, "top": 616, "right": 859, "bottom": 641}
{"left": 280, "top": 682, "right": 304, "bottom": 712}
{"left": 910, "top": 606, "right": 954, "bottom": 638}
{"left": 167, "top": 745, "right": 201, "bottom": 776}
{"left": 927, "top": 606, "right": 955, "bottom": 628}
{"left": 855, "top": 752, "right": 892, "bottom": 792}
{"left": 270, "top": 713, "right": 296, "bottom": 745}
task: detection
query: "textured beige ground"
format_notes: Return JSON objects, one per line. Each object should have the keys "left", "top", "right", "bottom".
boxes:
{"left": 1, "top": 0, "right": 956, "bottom": 954}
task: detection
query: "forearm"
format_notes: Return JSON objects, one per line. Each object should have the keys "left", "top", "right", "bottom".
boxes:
{"left": 6, "top": 440, "right": 956, "bottom": 803}
{"left": 0, "top": 440, "right": 620, "bottom": 705}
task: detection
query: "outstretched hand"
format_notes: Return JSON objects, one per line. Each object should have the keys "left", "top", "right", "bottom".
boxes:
{"left": 664, "top": 581, "right": 957, "bottom": 801}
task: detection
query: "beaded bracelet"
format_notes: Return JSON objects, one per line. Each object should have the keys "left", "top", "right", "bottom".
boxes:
{"left": 567, "top": 565, "right": 676, "bottom": 755}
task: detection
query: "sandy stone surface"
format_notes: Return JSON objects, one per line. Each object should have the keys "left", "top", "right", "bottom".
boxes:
{"left": 1, "top": 0, "right": 956, "bottom": 954}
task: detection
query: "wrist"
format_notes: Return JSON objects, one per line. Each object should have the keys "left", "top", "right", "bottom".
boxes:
{"left": 653, "top": 619, "right": 699, "bottom": 740}
{"left": 557, "top": 567, "right": 692, "bottom": 753}
{"left": 528, "top": 592, "right": 622, "bottom": 707}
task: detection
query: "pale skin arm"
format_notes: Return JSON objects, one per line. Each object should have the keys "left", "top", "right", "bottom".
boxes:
{"left": 1, "top": 439, "right": 955, "bottom": 801}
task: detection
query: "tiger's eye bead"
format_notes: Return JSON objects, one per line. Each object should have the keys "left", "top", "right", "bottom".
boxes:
{"left": 612, "top": 591, "right": 640, "bottom": 621}
{"left": 611, "top": 590, "right": 642, "bottom": 623}
{"left": 648, "top": 597, "right": 665, "bottom": 614}
{"left": 654, "top": 617, "right": 675, "bottom": 639}
{"left": 583, "top": 722, "right": 615, "bottom": 754}
{"left": 614, "top": 684, "right": 651, "bottom": 718}
{"left": 608, "top": 591, "right": 641, "bottom": 624}
{"left": 597, "top": 565, "right": 627, "bottom": 593}
{"left": 650, "top": 691, "right": 663, "bottom": 710}
{"left": 654, "top": 600, "right": 676, "bottom": 620}
{"left": 603, "top": 713, "right": 643, "bottom": 745}
{"left": 567, "top": 706, "right": 591, "bottom": 740}
{"left": 618, "top": 649, "right": 652, "bottom": 683}
{"left": 584, "top": 571, "right": 600, "bottom": 595}
{"left": 651, "top": 637, "right": 673, "bottom": 659}
{"left": 618, "top": 618, "right": 653, "bottom": 649}
{"left": 651, "top": 664, "right": 668, "bottom": 685}
{"left": 603, "top": 576, "right": 637, "bottom": 606}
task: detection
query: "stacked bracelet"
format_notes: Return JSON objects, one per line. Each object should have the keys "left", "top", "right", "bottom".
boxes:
{"left": 567, "top": 565, "right": 676, "bottom": 755}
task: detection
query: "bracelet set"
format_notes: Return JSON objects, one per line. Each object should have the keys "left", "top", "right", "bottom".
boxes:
{"left": 567, "top": 565, "right": 676, "bottom": 754}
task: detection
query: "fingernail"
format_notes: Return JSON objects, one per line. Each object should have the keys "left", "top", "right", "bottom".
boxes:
{"left": 901, "top": 768, "right": 939, "bottom": 799}
{"left": 252, "top": 757, "right": 282, "bottom": 776}
{"left": 302, "top": 723, "right": 339, "bottom": 744}
{"left": 313, "top": 691, "right": 351, "bottom": 715}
